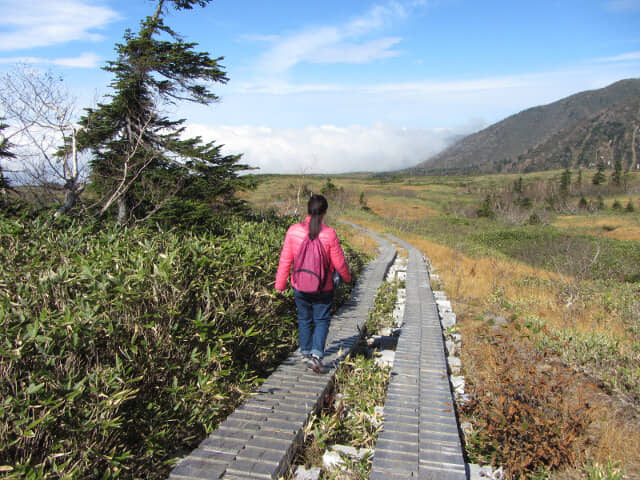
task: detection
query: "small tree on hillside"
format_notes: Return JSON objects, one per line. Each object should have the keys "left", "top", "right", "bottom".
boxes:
{"left": 578, "top": 196, "right": 588, "bottom": 210}
{"left": 592, "top": 161, "right": 606, "bottom": 185}
{"left": 611, "top": 158, "right": 623, "bottom": 187}
{"left": 559, "top": 168, "right": 571, "bottom": 198}
{"left": 513, "top": 177, "right": 523, "bottom": 195}
{"left": 80, "top": 0, "right": 251, "bottom": 225}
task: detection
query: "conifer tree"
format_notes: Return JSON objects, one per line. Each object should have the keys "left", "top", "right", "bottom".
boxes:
{"left": 559, "top": 168, "right": 571, "bottom": 197}
{"left": 513, "top": 177, "right": 523, "bottom": 194}
{"left": 592, "top": 160, "right": 606, "bottom": 185}
{"left": 80, "top": 0, "right": 250, "bottom": 225}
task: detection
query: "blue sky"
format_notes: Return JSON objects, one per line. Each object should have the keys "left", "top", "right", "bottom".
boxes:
{"left": 1, "top": 0, "right": 640, "bottom": 173}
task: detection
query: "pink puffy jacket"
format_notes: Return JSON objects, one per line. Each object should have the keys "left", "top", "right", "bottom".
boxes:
{"left": 275, "top": 217, "right": 352, "bottom": 292}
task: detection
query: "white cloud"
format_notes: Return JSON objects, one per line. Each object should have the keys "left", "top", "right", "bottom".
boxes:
{"left": 310, "top": 37, "right": 402, "bottom": 64}
{"left": 184, "top": 122, "right": 481, "bottom": 174}
{"left": 0, "top": 0, "right": 118, "bottom": 51}
{"left": 254, "top": 1, "right": 414, "bottom": 76}
{"left": 344, "top": 2, "right": 407, "bottom": 36}
{"left": 0, "top": 52, "right": 100, "bottom": 68}
{"left": 596, "top": 51, "right": 640, "bottom": 63}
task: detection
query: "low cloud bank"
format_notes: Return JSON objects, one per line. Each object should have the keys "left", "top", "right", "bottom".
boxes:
{"left": 184, "top": 122, "right": 484, "bottom": 174}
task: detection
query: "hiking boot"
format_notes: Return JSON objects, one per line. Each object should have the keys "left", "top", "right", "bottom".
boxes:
{"left": 308, "top": 355, "right": 329, "bottom": 374}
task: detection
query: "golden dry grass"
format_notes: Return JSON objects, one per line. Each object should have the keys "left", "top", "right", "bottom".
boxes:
{"left": 365, "top": 195, "right": 439, "bottom": 220}
{"left": 345, "top": 218, "right": 640, "bottom": 474}
{"left": 335, "top": 222, "right": 380, "bottom": 257}
{"left": 554, "top": 214, "right": 640, "bottom": 241}
{"left": 353, "top": 223, "right": 626, "bottom": 339}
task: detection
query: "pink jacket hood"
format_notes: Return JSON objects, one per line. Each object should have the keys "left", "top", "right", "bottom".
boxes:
{"left": 275, "top": 217, "right": 352, "bottom": 292}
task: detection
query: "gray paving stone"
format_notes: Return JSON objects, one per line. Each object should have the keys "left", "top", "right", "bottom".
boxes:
{"left": 171, "top": 456, "right": 227, "bottom": 479}
{"left": 224, "top": 457, "right": 277, "bottom": 478}
{"left": 374, "top": 447, "right": 420, "bottom": 463}
{"left": 370, "top": 471, "right": 417, "bottom": 480}
{"left": 375, "top": 436, "right": 418, "bottom": 451}
{"left": 199, "top": 437, "right": 247, "bottom": 454}
{"left": 372, "top": 456, "right": 418, "bottom": 476}
{"left": 419, "top": 446, "right": 465, "bottom": 465}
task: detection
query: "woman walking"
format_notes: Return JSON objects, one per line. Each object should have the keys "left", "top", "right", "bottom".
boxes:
{"left": 275, "top": 194, "right": 352, "bottom": 373}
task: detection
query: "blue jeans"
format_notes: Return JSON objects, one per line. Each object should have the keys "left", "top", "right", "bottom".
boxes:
{"left": 293, "top": 289, "right": 333, "bottom": 359}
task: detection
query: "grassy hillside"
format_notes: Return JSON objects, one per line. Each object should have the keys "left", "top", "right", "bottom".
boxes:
{"left": 245, "top": 171, "right": 640, "bottom": 479}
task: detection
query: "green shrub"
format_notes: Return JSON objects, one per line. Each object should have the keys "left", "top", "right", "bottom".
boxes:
{"left": 625, "top": 200, "right": 635, "bottom": 212}
{"left": 0, "top": 214, "right": 301, "bottom": 478}
{"left": 477, "top": 195, "right": 496, "bottom": 219}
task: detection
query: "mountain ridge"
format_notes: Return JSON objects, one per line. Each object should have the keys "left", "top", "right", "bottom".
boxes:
{"left": 412, "top": 78, "right": 640, "bottom": 174}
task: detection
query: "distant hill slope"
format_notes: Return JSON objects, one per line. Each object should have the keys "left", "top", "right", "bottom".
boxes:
{"left": 517, "top": 95, "right": 640, "bottom": 172}
{"left": 412, "top": 78, "right": 640, "bottom": 174}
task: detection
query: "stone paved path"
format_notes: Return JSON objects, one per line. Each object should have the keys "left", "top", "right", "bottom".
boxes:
{"left": 169, "top": 229, "right": 396, "bottom": 480}
{"left": 369, "top": 235, "right": 466, "bottom": 480}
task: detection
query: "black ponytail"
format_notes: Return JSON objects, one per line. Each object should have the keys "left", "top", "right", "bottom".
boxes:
{"left": 307, "top": 194, "right": 328, "bottom": 240}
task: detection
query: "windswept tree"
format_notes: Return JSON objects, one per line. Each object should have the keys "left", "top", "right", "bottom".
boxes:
{"left": 80, "top": 0, "right": 251, "bottom": 225}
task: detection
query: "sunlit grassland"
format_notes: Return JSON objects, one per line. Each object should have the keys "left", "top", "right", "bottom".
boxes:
{"left": 246, "top": 170, "right": 640, "bottom": 478}
{"left": 553, "top": 214, "right": 640, "bottom": 241}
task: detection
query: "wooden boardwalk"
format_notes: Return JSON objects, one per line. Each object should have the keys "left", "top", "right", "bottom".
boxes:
{"left": 169, "top": 227, "right": 467, "bottom": 479}
{"left": 370, "top": 235, "right": 466, "bottom": 479}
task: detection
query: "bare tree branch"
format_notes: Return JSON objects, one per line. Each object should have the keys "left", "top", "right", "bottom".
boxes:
{"left": 0, "top": 65, "right": 87, "bottom": 215}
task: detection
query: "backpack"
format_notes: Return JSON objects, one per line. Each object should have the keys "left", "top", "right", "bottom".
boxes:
{"left": 292, "top": 226, "right": 330, "bottom": 293}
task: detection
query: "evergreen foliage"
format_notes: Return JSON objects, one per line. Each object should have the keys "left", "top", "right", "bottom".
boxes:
{"left": 559, "top": 168, "right": 571, "bottom": 197}
{"left": 0, "top": 214, "right": 297, "bottom": 478}
{"left": 513, "top": 177, "right": 523, "bottom": 194}
{"left": 626, "top": 199, "right": 635, "bottom": 212}
{"left": 578, "top": 196, "right": 588, "bottom": 210}
{"left": 321, "top": 177, "right": 340, "bottom": 196}
{"left": 477, "top": 195, "right": 496, "bottom": 219}
{"left": 575, "top": 168, "right": 583, "bottom": 189}
{"left": 0, "top": 119, "right": 13, "bottom": 205}
{"left": 0, "top": 118, "right": 14, "bottom": 161}
{"left": 79, "top": 0, "right": 251, "bottom": 225}
{"left": 592, "top": 161, "right": 606, "bottom": 185}
{"left": 611, "top": 158, "right": 623, "bottom": 186}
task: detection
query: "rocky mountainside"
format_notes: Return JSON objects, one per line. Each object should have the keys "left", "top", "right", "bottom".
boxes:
{"left": 412, "top": 78, "right": 640, "bottom": 174}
